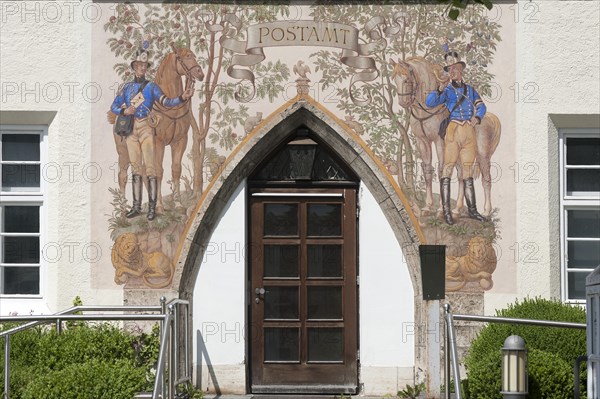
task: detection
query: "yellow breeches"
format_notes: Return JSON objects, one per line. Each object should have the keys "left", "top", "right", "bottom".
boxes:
{"left": 126, "top": 118, "right": 156, "bottom": 177}
{"left": 442, "top": 121, "right": 477, "bottom": 179}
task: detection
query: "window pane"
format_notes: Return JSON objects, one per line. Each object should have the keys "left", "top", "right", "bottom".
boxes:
{"left": 568, "top": 240, "right": 600, "bottom": 269}
{"left": 308, "top": 328, "right": 343, "bottom": 362}
{"left": 264, "top": 204, "right": 298, "bottom": 236}
{"left": 1, "top": 164, "right": 41, "bottom": 191}
{"left": 264, "top": 286, "right": 298, "bottom": 320}
{"left": 2, "top": 266, "right": 39, "bottom": 295}
{"left": 1, "top": 134, "right": 40, "bottom": 161}
{"left": 307, "top": 286, "right": 342, "bottom": 319}
{"left": 568, "top": 210, "right": 600, "bottom": 238}
{"left": 3, "top": 206, "right": 39, "bottom": 233}
{"left": 3, "top": 236, "right": 40, "bottom": 263}
{"left": 252, "top": 140, "right": 353, "bottom": 182}
{"left": 567, "top": 137, "right": 600, "bottom": 165}
{"left": 566, "top": 169, "right": 600, "bottom": 194}
{"left": 568, "top": 271, "right": 591, "bottom": 300}
{"left": 264, "top": 328, "right": 299, "bottom": 362}
{"left": 264, "top": 245, "right": 298, "bottom": 278}
{"left": 312, "top": 148, "right": 351, "bottom": 181}
{"left": 308, "top": 245, "right": 342, "bottom": 277}
{"left": 307, "top": 204, "right": 341, "bottom": 236}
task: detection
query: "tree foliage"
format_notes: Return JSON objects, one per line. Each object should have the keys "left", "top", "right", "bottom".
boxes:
{"left": 438, "top": 0, "right": 494, "bottom": 20}
{"left": 310, "top": 4, "right": 500, "bottom": 199}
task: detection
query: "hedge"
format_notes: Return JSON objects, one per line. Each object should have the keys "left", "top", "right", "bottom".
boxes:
{"left": 0, "top": 322, "right": 159, "bottom": 399}
{"left": 464, "top": 297, "right": 586, "bottom": 398}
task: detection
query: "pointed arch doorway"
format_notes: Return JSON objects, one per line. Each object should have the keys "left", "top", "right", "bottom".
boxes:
{"left": 248, "top": 127, "right": 359, "bottom": 394}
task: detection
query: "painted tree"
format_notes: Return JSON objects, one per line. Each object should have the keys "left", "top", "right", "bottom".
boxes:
{"left": 310, "top": 4, "right": 500, "bottom": 206}
{"left": 104, "top": 3, "right": 290, "bottom": 197}
{"left": 438, "top": 0, "right": 494, "bottom": 20}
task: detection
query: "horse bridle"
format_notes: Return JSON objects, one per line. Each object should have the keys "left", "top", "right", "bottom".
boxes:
{"left": 395, "top": 63, "right": 446, "bottom": 121}
{"left": 171, "top": 44, "right": 198, "bottom": 94}
{"left": 395, "top": 65, "right": 418, "bottom": 103}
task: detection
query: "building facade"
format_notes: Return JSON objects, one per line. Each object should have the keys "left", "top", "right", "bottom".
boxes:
{"left": 1, "top": 0, "right": 599, "bottom": 395}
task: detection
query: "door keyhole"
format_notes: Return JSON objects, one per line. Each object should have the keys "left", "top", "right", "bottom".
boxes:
{"left": 255, "top": 287, "right": 266, "bottom": 303}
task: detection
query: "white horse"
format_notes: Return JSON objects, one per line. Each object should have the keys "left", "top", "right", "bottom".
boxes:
{"left": 392, "top": 57, "right": 501, "bottom": 217}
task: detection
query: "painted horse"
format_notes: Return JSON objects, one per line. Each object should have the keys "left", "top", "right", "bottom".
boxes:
{"left": 392, "top": 57, "right": 501, "bottom": 217}
{"left": 111, "top": 46, "right": 204, "bottom": 212}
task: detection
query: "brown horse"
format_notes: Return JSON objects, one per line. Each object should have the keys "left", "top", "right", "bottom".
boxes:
{"left": 111, "top": 47, "right": 204, "bottom": 211}
{"left": 392, "top": 57, "right": 501, "bottom": 217}
{"left": 152, "top": 46, "right": 204, "bottom": 211}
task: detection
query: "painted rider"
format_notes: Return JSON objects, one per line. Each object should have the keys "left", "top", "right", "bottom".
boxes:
{"left": 111, "top": 49, "right": 193, "bottom": 221}
{"left": 426, "top": 51, "right": 487, "bottom": 225}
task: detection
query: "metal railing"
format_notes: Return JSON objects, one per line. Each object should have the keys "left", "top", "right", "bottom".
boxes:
{"left": 0, "top": 297, "right": 190, "bottom": 399}
{"left": 443, "top": 303, "right": 587, "bottom": 399}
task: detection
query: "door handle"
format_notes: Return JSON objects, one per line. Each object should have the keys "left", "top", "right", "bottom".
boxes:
{"left": 255, "top": 287, "right": 266, "bottom": 303}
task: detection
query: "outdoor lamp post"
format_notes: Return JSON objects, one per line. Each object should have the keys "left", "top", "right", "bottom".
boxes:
{"left": 501, "top": 335, "right": 528, "bottom": 398}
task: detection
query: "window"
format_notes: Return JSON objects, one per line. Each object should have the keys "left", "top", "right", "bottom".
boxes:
{"left": 560, "top": 129, "right": 600, "bottom": 301}
{"left": 0, "top": 126, "right": 46, "bottom": 297}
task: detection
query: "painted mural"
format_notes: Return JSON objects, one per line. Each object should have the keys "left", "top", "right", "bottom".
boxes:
{"left": 95, "top": 3, "right": 511, "bottom": 293}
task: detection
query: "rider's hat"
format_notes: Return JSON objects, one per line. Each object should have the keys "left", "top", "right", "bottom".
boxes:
{"left": 443, "top": 51, "right": 466, "bottom": 71}
{"left": 130, "top": 49, "right": 152, "bottom": 69}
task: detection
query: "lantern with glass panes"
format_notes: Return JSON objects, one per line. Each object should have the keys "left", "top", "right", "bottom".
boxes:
{"left": 501, "top": 335, "right": 528, "bottom": 398}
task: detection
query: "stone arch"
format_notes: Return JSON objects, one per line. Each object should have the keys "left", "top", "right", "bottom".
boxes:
{"left": 175, "top": 96, "right": 423, "bottom": 296}
{"left": 173, "top": 95, "right": 431, "bottom": 378}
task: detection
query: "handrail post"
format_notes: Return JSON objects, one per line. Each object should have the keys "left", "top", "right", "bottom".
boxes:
{"left": 184, "top": 302, "right": 190, "bottom": 379}
{"left": 159, "top": 297, "right": 167, "bottom": 399}
{"left": 159, "top": 296, "right": 166, "bottom": 336}
{"left": 444, "top": 305, "right": 450, "bottom": 399}
{"left": 4, "top": 335, "right": 10, "bottom": 399}
{"left": 444, "top": 304, "right": 462, "bottom": 399}
{"left": 153, "top": 311, "right": 172, "bottom": 399}
{"left": 174, "top": 303, "right": 179, "bottom": 384}
{"left": 56, "top": 319, "right": 62, "bottom": 334}
{"left": 168, "top": 305, "right": 176, "bottom": 398}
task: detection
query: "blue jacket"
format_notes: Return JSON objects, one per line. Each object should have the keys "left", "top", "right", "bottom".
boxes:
{"left": 426, "top": 81, "right": 486, "bottom": 122}
{"left": 111, "top": 80, "right": 183, "bottom": 119}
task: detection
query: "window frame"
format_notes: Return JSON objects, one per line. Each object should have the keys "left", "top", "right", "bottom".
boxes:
{"left": 0, "top": 124, "right": 48, "bottom": 300}
{"left": 559, "top": 128, "right": 600, "bottom": 303}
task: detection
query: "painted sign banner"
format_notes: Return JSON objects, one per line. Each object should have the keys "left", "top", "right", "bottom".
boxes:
{"left": 248, "top": 21, "right": 357, "bottom": 49}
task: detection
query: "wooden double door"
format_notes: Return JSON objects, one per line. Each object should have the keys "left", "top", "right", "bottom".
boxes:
{"left": 249, "top": 187, "right": 358, "bottom": 394}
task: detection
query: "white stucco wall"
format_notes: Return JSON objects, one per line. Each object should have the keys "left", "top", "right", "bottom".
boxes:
{"left": 191, "top": 181, "right": 414, "bottom": 393}
{"left": 193, "top": 182, "right": 247, "bottom": 366}
{"left": 358, "top": 184, "right": 415, "bottom": 394}
{"left": 0, "top": 1, "right": 123, "bottom": 315}
{"left": 485, "top": 0, "right": 600, "bottom": 313}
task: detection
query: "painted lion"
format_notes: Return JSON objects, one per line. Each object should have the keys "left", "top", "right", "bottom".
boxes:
{"left": 111, "top": 232, "right": 175, "bottom": 289}
{"left": 446, "top": 236, "right": 497, "bottom": 292}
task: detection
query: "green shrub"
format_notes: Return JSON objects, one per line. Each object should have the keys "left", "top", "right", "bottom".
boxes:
{"left": 0, "top": 322, "right": 159, "bottom": 399}
{"left": 464, "top": 297, "right": 586, "bottom": 398}
{"left": 528, "top": 349, "right": 574, "bottom": 399}
{"left": 21, "top": 359, "right": 148, "bottom": 399}
{"left": 464, "top": 348, "right": 576, "bottom": 399}
{"left": 466, "top": 297, "right": 585, "bottom": 366}
{"left": 463, "top": 350, "right": 502, "bottom": 399}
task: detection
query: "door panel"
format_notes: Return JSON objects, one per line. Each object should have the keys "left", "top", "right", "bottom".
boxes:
{"left": 250, "top": 188, "right": 358, "bottom": 393}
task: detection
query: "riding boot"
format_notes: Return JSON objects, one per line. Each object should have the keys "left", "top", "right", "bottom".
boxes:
{"left": 440, "top": 177, "right": 454, "bottom": 225}
{"left": 126, "top": 174, "right": 142, "bottom": 218}
{"left": 464, "top": 177, "right": 487, "bottom": 222}
{"left": 147, "top": 176, "right": 158, "bottom": 221}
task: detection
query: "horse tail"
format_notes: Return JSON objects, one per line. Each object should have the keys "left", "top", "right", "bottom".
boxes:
{"left": 107, "top": 110, "right": 116, "bottom": 125}
{"left": 488, "top": 112, "right": 502, "bottom": 152}
{"left": 473, "top": 112, "right": 502, "bottom": 180}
